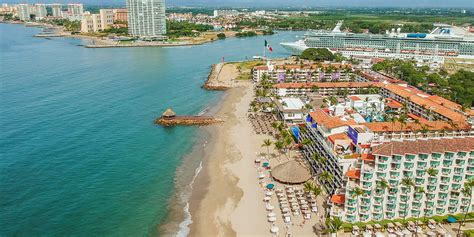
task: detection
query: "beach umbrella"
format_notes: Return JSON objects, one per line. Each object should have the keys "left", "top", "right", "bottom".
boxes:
{"left": 282, "top": 207, "right": 290, "bottom": 212}
{"left": 268, "top": 217, "right": 277, "bottom": 222}
{"left": 447, "top": 216, "right": 457, "bottom": 223}
{"left": 265, "top": 191, "right": 273, "bottom": 196}
{"left": 255, "top": 158, "right": 261, "bottom": 163}
{"left": 266, "top": 183, "right": 275, "bottom": 189}
{"left": 262, "top": 162, "right": 270, "bottom": 167}
{"left": 270, "top": 226, "right": 279, "bottom": 234}
{"left": 266, "top": 205, "right": 274, "bottom": 211}
{"left": 264, "top": 197, "right": 271, "bottom": 202}
{"left": 267, "top": 212, "right": 276, "bottom": 217}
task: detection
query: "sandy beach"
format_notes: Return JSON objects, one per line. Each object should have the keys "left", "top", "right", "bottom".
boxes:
{"left": 188, "top": 81, "right": 270, "bottom": 237}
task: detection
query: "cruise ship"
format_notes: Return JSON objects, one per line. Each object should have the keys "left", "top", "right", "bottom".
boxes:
{"left": 281, "top": 21, "right": 474, "bottom": 62}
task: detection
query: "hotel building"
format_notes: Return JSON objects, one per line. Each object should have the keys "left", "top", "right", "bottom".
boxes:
{"left": 81, "top": 10, "right": 113, "bottom": 33}
{"left": 35, "top": 4, "right": 47, "bottom": 20}
{"left": 113, "top": 9, "right": 128, "bottom": 23}
{"left": 67, "top": 3, "right": 84, "bottom": 20}
{"left": 330, "top": 138, "right": 474, "bottom": 223}
{"left": 126, "top": 0, "right": 166, "bottom": 38}
{"left": 17, "top": 4, "right": 30, "bottom": 21}
{"left": 253, "top": 63, "right": 354, "bottom": 83}
{"left": 51, "top": 4, "right": 62, "bottom": 18}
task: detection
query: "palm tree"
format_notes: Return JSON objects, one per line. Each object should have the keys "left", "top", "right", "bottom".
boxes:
{"left": 261, "top": 139, "right": 272, "bottom": 160}
{"left": 304, "top": 180, "right": 316, "bottom": 193}
{"left": 457, "top": 180, "right": 474, "bottom": 237}
{"left": 274, "top": 140, "right": 284, "bottom": 161}
{"left": 401, "top": 177, "right": 415, "bottom": 220}
{"left": 352, "top": 187, "right": 365, "bottom": 223}
{"left": 376, "top": 179, "right": 390, "bottom": 220}
{"left": 414, "top": 187, "right": 425, "bottom": 236}
{"left": 325, "top": 216, "right": 343, "bottom": 237}
{"left": 427, "top": 167, "right": 438, "bottom": 177}
{"left": 364, "top": 97, "right": 370, "bottom": 115}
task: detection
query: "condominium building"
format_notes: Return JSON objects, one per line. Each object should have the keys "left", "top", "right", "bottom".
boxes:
{"left": 17, "top": 4, "right": 30, "bottom": 21}
{"left": 273, "top": 82, "right": 379, "bottom": 97}
{"left": 81, "top": 10, "right": 113, "bottom": 33}
{"left": 253, "top": 63, "right": 354, "bottom": 83}
{"left": 51, "top": 4, "right": 63, "bottom": 18}
{"left": 67, "top": 3, "right": 83, "bottom": 20}
{"left": 35, "top": 4, "right": 47, "bottom": 20}
{"left": 99, "top": 9, "right": 114, "bottom": 28}
{"left": 330, "top": 138, "right": 474, "bottom": 223}
{"left": 112, "top": 9, "right": 128, "bottom": 23}
{"left": 213, "top": 9, "right": 239, "bottom": 17}
{"left": 126, "top": 0, "right": 166, "bottom": 38}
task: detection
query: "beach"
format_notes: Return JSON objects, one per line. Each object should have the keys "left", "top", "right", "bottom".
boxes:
{"left": 188, "top": 80, "right": 270, "bottom": 236}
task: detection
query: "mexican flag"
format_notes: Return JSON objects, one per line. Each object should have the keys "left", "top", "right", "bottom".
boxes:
{"left": 264, "top": 40, "right": 273, "bottom": 52}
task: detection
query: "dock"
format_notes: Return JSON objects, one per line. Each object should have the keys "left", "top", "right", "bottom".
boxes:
{"left": 155, "top": 108, "right": 223, "bottom": 126}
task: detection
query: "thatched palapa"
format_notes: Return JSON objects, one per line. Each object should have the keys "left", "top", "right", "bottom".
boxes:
{"left": 271, "top": 160, "right": 311, "bottom": 184}
{"left": 162, "top": 108, "right": 176, "bottom": 118}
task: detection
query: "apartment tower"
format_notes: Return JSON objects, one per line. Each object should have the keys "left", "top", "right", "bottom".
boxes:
{"left": 126, "top": 0, "right": 166, "bottom": 38}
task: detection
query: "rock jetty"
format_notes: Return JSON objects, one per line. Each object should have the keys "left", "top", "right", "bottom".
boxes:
{"left": 155, "top": 108, "right": 223, "bottom": 126}
{"left": 202, "top": 64, "right": 231, "bottom": 91}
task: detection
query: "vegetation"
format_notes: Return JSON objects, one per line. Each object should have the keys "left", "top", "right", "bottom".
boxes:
{"left": 166, "top": 21, "right": 213, "bottom": 38}
{"left": 102, "top": 27, "right": 128, "bottom": 35}
{"left": 216, "top": 33, "right": 226, "bottom": 39}
{"left": 0, "top": 13, "right": 17, "bottom": 21}
{"left": 237, "top": 9, "right": 473, "bottom": 33}
{"left": 372, "top": 59, "right": 474, "bottom": 107}
{"left": 300, "top": 48, "right": 335, "bottom": 61}
{"left": 341, "top": 212, "right": 474, "bottom": 232}
{"left": 235, "top": 31, "right": 257, "bottom": 37}
{"left": 48, "top": 19, "right": 81, "bottom": 32}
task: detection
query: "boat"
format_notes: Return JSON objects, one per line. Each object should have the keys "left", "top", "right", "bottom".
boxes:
{"left": 280, "top": 21, "right": 474, "bottom": 61}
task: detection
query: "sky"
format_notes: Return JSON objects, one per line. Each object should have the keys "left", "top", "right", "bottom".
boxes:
{"left": 2, "top": 0, "right": 473, "bottom": 8}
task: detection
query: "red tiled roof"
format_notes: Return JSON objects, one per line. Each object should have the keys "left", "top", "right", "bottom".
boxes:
{"left": 372, "top": 137, "right": 474, "bottom": 157}
{"left": 254, "top": 66, "right": 269, "bottom": 70}
{"left": 346, "top": 169, "right": 361, "bottom": 179}
{"left": 361, "top": 154, "right": 375, "bottom": 162}
{"left": 330, "top": 194, "right": 346, "bottom": 205}
{"left": 385, "top": 98, "right": 402, "bottom": 108}
{"left": 309, "top": 110, "right": 346, "bottom": 129}
{"left": 273, "top": 82, "right": 378, "bottom": 89}
{"left": 349, "top": 95, "right": 361, "bottom": 101}
{"left": 328, "top": 133, "right": 351, "bottom": 143}
{"left": 380, "top": 83, "right": 466, "bottom": 122}
{"left": 362, "top": 120, "right": 470, "bottom": 132}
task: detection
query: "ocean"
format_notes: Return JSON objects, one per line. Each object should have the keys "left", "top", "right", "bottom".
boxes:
{"left": 0, "top": 23, "right": 300, "bottom": 236}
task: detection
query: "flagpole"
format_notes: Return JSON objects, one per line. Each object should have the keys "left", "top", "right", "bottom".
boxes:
{"left": 263, "top": 39, "right": 266, "bottom": 59}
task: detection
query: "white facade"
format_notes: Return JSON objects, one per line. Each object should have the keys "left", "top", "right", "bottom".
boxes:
{"left": 81, "top": 10, "right": 114, "bottom": 33}
{"left": 51, "top": 4, "right": 62, "bottom": 18}
{"left": 67, "top": 3, "right": 83, "bottom": 20}
{"left": 126, "top": 0, "right": 166, "bottom": 38}
{"left": 17, "top": 4, "right": 30, "bottom": 21}
{"left": 213, "top": 9, "right": 238, "bottom": 17}
{"left": 35, "top": 4, "right": 47, "bottom": 20}
{"left": 99, "top": 9, "right": 114, "bottom": 28}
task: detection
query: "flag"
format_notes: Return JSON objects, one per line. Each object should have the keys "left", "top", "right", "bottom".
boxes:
{"left": 264, "top": 40, "right": 273, "bottom": 52}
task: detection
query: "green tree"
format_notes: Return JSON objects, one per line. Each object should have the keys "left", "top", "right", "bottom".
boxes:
{"left": 325, "top": 216, "right": 343, "bottom": 236}
{"left": 300, "top": 48, "right": 335, "bottom": 61}
{"left": 457, "top": 180, "right": 474, "bottom": 237}
{"left": 217, "top": 33, "right": 226, "bottom": 39}
{"left": 376, "top": 179, "right": 390, "bottom": 220}
{"left": 401, "top": 178, "right": 415, "bottom": 220}
{"left": 261, "top": 139, "right": 272, "bottom": 160}
{"left": 352, "top": 187, "right": 365, "bottom": 222}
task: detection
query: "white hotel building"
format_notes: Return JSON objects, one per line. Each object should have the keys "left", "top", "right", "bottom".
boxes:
{"left": 126, "top": 0, "right": 166, "bottom": 38}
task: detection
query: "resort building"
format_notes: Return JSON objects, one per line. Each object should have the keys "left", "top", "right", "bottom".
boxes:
{"left": 35, "top": 4, "right": 47, "bottom": 20}
{"left": 81, "top": 9, "right": 114, "bottom": 33}
{"left": 273, "top": 82, "right": 378, "bottom": 97}
{"left": 112, "top": 9, "right": 128, "bottom": 23}
{"left": 17, "top": 4, "right": 30, "bottom": 21}
{"left": 67, "top": 3, "right": 84, "bottom": 20}
{"left": 126, "top": 0, "right": 167, "bottom": 39}
{"left": 252, "top": 63, "right": 354, "bottom": 83}
{"left": 275, "top": 98, "right": 307, "bottom": 124}
{"left": 330, "top": 137, "right": 474, "bottom": 223}
{"left": 213, "top": 9, "right": 239, "bottom": 17}
{"left": 51, "top": 4, "right": 62, "bottom": 18}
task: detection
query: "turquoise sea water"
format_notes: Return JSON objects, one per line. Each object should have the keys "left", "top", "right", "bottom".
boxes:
{"left": 0, "top": 23, "right": 300, "bottom": 236}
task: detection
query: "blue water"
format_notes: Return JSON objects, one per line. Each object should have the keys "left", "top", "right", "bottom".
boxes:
{"left": 0, "top": 23, "right": 301, "bottom": 236}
